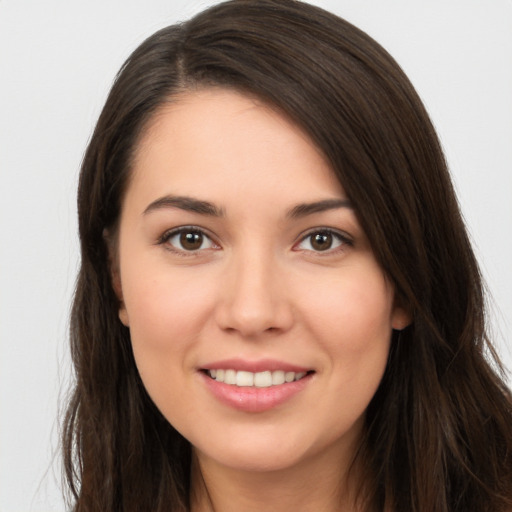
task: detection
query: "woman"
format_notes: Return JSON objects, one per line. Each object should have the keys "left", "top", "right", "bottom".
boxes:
{"left": 63, "top": 0, "right": 512, "bottom": 510}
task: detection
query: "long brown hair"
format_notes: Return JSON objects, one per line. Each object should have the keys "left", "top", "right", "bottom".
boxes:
{"left": 63, "top": 1, "right": 512, "bottom": 510}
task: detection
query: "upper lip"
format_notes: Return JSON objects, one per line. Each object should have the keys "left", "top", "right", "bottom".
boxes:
{"left": 200, "top": 358, "right": 312, "bottom": 373}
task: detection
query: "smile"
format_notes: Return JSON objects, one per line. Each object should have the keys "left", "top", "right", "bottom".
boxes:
{"left": 206, "top": 369, "right": 308, "bottom": 387}
{"left": 201, "top": 369, "right": 314, "bottom": 413}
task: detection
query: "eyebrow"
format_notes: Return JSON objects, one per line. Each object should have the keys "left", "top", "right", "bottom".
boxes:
{"left": 143, "top": 195, "right": 352, "bottom": 218}
{"left": 143, "top": 195, "right": 224, "bottom": 217}
{"left": 286, "top": 198, "right": 353, "bottom": 218}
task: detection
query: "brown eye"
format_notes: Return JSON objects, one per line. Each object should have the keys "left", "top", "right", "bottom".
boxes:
{"left": 295, "top": 229, "right": 348, "bottom": 253}
{"left": 163, "top": 228, "right": 216, "bottom": 252}
{"left": 310, "top": 232, "right": 333, "bottom": 251}
{"left": 180, "top": 231, "right": 204, "bottom": 250}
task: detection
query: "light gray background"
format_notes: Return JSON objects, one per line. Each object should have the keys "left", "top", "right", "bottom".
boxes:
{"left": 1, "top": 1, "right": 511, "bottom": 510}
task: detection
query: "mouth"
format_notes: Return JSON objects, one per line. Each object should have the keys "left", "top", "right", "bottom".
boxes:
{"left": 200, "top": 363, "right": 315, "bottom": 412}
{"left": 202, "top": 369, "right": 314, "bottom": 388}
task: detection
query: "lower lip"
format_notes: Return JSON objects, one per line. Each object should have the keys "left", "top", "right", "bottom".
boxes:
{"left": 200, "top": 372, "right": 313, "bottom": 413}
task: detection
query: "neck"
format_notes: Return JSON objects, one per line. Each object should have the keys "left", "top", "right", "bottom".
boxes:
{"left": 190, "top": 445, "right": 363, "bottom": 512}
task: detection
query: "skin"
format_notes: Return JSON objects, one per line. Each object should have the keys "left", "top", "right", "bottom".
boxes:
{"left": 112, "top": 88, "right": 410, "bottom": 511}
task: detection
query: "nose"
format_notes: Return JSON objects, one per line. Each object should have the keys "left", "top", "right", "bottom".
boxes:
{"left": 214, "top": 249, "right": 294, "bottom": 338}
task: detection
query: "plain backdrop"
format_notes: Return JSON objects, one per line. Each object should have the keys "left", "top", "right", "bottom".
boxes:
{"left": 1, "top": 1, "right": 511, "bottom": 510}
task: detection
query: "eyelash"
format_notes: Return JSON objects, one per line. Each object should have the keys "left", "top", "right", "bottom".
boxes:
{"left": 158, "top": 226, "right": 219, "bottom": 256}
{"left": 293, "top": 228, "right": 353, "bottom": 254}
{"left": 157, "top": 226, "right": 353, "bottom": 255}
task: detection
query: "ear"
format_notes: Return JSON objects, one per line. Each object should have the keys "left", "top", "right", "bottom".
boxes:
{"left": 391, "top": 307, "right": 412, "bottom": 331}
{"left": 391, "top": 295, "right": 412, "bottom": 331}
{"left": 103, "top": 228, "right": 130, "bottom": 327}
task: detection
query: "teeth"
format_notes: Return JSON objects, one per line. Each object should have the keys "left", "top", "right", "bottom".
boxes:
{"left": 254, "top": 371, "right": 272, "bottom": 388}
{"left": 272, "top": 370, "right": 285, "bottom": 385}
{"left": 224, "top": 369, "right": 236, "bottom": 385}
{"left": 206, "top": 369, "right": 308, "bottom": 387}
{"left": 236, "top": 371, "right": 254, "bottom": 387}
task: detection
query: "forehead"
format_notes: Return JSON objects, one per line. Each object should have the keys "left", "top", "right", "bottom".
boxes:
{"left": 127, "top": 88, "right": 346, "bottom": 211}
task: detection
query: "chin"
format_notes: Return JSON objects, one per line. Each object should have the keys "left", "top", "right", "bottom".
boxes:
{"left": 190, "top": 420, "right": 360, "bottom": 476}
{"left": 196, "top": 444, "right": 308, "bottom": 473}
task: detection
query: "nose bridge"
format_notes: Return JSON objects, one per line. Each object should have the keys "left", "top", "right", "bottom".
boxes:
{"left": 216, "top": 242, "right": 292, "bottom": 336}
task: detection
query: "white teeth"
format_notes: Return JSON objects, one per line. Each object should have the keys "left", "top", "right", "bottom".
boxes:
{"left": 271, "top": 370, "right": 285, "bottom": 385}
{"left": 224, "top": 369, "right": 236, "bottom": 385}
{"left": 236, "top": 371, "right": 254, "bottom": 387}
{"left": 207, "top": 369, "right": 309, "bottom": 387}
{"left": 254, "top": 371, "right": 272, "bottom": 388}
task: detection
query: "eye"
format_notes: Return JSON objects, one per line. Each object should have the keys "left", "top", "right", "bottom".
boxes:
{"left": 160, "top": 227, "right": 217, "bottom": 252}
{"left": 295, "top": 229, "right": 350, "bottom": 253}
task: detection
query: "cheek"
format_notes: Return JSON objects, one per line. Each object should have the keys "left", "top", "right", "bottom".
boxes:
{"left": 120, "top": 265, "right": 216, "bottom": 393}
{"left": 299, "top": 265, "right": 394, "bottom": 374}
{"left": 122, "top": 251, "right": 216, "bottom": 337}
{"left": 312, "top": 276, "right": 393, "bottom": 430}
{"left": 123, "top": 281, "right": 209, "bottom": 424}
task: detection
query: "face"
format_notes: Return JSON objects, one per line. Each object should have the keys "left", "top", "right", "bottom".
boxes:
{"left": 114, "top": 88, "right": 409, "bottom": 476}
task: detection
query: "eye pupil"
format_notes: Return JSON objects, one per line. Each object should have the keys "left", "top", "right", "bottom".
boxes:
{"left": 180, "top": 231, "right": 203, "bottom": 250}
{"left": 311, "top": 232, "right": 332, "bottom": 251}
